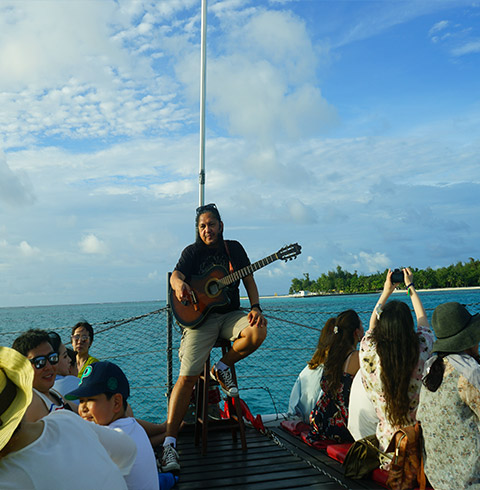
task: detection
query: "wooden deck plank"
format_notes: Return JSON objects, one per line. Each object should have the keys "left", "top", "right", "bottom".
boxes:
{"left": 174, "top": 424, "right": 385, "bottom": 489}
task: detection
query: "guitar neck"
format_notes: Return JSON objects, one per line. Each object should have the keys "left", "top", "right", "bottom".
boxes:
{"left": 218, "top": 253, "right": 279, "bottom": 287}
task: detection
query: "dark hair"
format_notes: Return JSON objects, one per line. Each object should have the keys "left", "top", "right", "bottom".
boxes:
{"left": 422, "top": 354, "right": 448, "bottom": 392}
{"left": 66, "top": 347, "right": 76, "bottom": 367}
{"left": 47, "top": 331, "right": 62, "bottom": 353}
{"left": 371, "top": 300, "right": 420, "bottom": 426}
{"left": 422, "top": 351, "right": 480, "bottom": 392}
{"left": 308, "top": 317, "right": 336, "bottom": 369}
{"left": 12, "top": 329, "right": 52, "bottom": 356}
{"left": 71, "top": 321, "right": 94, "bottom": 342}
{"left": 105, "top": 392, "right": 128, "bottom": 411}
{"left": 323, "top": 310, "right": 361, "bottom": 394}
{"left": 195, "top": 203, "right": 221, "bottom": 225}
{"left": 195, "top": 203, "right": 223, "bottom": 244}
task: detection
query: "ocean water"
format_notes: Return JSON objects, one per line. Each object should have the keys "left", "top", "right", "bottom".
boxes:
{"left": 1, "top": 289, "right": 479, "bottom": 421}
{"left": 0, "top": 300, "right": 166, "bottom": 337}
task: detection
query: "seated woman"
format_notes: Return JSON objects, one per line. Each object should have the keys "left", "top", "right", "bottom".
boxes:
{"left": 347, "top": 369, "right": 378, "bottom": 440}
{"left": 71, "top": 320, "right": 99, "bottom": 377}
{"left": 417, "top": 302, "right": 480, "bottom": 489}
{"left": 12, "top": 329, "right": 78, "bottom": 420}
{"left": 287, "top": 317, "right": 336, "bottom": 421}
{"left": 0, "top": 346, "right": 136, "bottom": 490}
{"left": 66, "top": 347, "right": 79, "bottom": 376}
{"left": 307, "top": 309, "right": 363, "bottom": 443}
{"left": 47, "top": 331, "right": 80, "bottom": 403}
{"left": 360, "top": 268, "right": 434, "bottom": 460}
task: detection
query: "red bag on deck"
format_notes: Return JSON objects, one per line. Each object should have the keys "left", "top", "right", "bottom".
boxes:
{"left": 220, "top": 397, "right": 266, "bottom": 433}
{"left": 385, "top": 422, "right": 426, "bottom": 490}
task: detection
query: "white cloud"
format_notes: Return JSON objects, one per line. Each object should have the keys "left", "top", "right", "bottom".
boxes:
{"left": 19, "top": 240, "right": 40, "bottom": 257}
{"left": 0, "top": 153, "right": 36, "bottom": 207}
{"left": 429, "top": 20, "right": 449, "bottom": 37}
{"left": 205, "top": 10, "right": 337, "bottom": 144}
{"left": 147, "top": 270, "right": 159, "bottom": 280}
{"left": 355, "top": 252, "right": 391, "bottom": 274}
{"left": 426, "top": 11, "right": 480, "bottom": 56}
{"left": 0, "top": 1, "right": 189, "bottom": 148}
{"left": 283, "top": 199, "right": 318, "bottom": 224}
{"left": 451, "top": 40, "right": 480, "bottom": 56}
{"left": 79, "top": 234, "right": 108, "bottom": 255}
{"left": 1, "top": 1, "right": 480, "bottom": 306}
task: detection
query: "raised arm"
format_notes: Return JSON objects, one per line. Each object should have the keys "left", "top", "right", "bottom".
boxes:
{"left": 242, "top": 274, "right": 267, "bottom": 328}
{"left": 368, "top": 269, "right": 396, "bottom": 332}
{"left": 170, "top": 270, "right": 192, "bottom": 303}
{"left": 403, "top": 267, "right": 428, "bottom": 327}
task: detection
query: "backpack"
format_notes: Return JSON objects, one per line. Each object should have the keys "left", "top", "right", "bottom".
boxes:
{"left": 385, "top": 422, "right": 426, "bottom": 490}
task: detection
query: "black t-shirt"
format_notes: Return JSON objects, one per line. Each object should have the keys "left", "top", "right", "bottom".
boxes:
{"left": 174, "top": 239, "right": 250, "bottom": 312}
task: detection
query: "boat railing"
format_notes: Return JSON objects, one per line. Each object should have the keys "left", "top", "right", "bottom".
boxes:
{"left": 2, "top": 300, "right": 479, "bottom": 424}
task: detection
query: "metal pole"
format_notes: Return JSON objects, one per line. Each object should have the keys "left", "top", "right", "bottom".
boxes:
{"left": 198, "top": 0, "right": 207, "bottom": 207}
{"left": 166, "top": 272, "right": 173, "bottom": 399}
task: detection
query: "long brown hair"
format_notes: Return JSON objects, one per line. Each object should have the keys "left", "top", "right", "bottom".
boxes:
{"left": 371, "top": 300, "right": 419, "bottom": 427}
{"left": 308, "top": 317, "right": 336, "bottom": 369}
{"left": 323, "top": 310, "right": 361, "bottom": 394}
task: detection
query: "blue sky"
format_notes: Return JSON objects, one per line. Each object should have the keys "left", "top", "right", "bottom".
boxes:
{"left": 1, "top": 0, "right": 479, "bottom": 307}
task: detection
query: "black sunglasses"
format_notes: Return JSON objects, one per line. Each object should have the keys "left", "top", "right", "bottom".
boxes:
{"left": 29, "top": 352, "right": 59, "bottom": 370}
{"left": 195, "top": 203, "right": 217, "bottom": 216}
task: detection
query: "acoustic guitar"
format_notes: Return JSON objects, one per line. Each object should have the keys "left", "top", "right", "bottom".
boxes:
{"left": 170, "top": 243, "right": 301, "bottom": 328}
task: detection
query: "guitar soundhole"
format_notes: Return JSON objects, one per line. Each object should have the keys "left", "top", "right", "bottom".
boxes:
{"left": 207, "top": 281, "right": 219, "bottom": 295}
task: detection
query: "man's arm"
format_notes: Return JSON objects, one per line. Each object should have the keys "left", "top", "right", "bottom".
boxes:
{"left": 170, "top": 270, "right": 192, "bottom": 303}
{"left": 242, "top": 274, "right": 267, "bottom": 328}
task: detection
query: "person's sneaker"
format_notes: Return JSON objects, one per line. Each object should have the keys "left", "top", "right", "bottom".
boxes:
{"left": 210, "top": 364, "right": 239, "bottom": 398}
{"left": 161, "top": 443, "right": 180, "bottom": 473}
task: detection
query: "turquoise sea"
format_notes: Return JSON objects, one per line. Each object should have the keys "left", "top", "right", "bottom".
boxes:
{"left": 1, "top": 289, "right": 479, "bottom": 422}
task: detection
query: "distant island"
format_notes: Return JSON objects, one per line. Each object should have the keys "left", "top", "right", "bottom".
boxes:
{"left": 289, "top": 258, "right": 480, "bottom": 295}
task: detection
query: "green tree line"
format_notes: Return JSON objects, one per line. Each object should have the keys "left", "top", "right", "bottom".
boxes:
{"left": 289, "top": 258, "right": 480, "bottom": 295}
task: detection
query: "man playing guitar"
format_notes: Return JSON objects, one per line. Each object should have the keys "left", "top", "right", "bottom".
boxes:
{"left": 161, "top": 203, "right": 267, "bottom": 473}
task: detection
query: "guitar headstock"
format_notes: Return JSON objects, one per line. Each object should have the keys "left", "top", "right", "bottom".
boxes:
{"left": 277, "top": 243, "right": 302, "bottom": 262}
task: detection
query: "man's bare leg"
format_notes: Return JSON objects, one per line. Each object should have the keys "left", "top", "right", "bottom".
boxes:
{"left": 221, "top": 324, "right": 267, "bottom": 367}
{"left": 210, "top": 324, "right": 267, "bottom": 398}
{"left": 165, "top": 375, "right": 198, "bottom": 439}
{"left": 161, "top": 374, "right": 198, "bottom": 472}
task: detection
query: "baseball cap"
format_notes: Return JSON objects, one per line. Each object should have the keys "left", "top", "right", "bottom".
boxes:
{"left": 65, "top": 361, "right": 129, "bottom": 401}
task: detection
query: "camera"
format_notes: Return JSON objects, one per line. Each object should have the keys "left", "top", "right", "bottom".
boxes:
{"left": 391, "top": 268, "right": 403, "bottom": 283}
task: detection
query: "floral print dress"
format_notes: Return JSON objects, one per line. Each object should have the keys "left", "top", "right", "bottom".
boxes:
{"left": 417, "top": 357, "right": 480, "bottom": 489}
{"left": 307, "top": 371, "right": 355, "bottom": 443}
{"left": 359, "top": 325, "right": 434, "bottom": 452}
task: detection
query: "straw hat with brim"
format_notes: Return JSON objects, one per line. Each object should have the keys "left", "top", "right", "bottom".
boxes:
{"left": 432, "top": 302, "right": 480, "bottom": 353}
{"left": 0, "top": 347, "right": 34, "bottom": 451}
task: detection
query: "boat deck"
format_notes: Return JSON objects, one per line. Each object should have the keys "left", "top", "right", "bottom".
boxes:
{"left": 175, "top": 424, "right": 384, "bottom": 489}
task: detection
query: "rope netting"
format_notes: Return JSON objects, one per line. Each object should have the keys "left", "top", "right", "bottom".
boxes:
{"left": 2, "top": 300, "right": 479, "bottom": 424}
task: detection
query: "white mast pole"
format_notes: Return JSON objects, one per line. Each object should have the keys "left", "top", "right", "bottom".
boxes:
{"left": 198, "top": 0, "right": 207, "bottom": 207}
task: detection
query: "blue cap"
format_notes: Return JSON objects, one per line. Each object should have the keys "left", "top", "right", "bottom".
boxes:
{"left": 65, "top": 361, "right": 130, "bottom": 401}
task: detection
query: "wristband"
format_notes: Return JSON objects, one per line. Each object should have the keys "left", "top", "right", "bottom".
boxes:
{"left": 250, "top": 303, "right": 262, "bottom": 313}
{"left": 406, "top": 283, "right": 415, "bottom": 296}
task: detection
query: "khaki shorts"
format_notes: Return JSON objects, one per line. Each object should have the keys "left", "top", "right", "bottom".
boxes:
{"left": 178, "top": 310, "right": 249, "bottom": 376}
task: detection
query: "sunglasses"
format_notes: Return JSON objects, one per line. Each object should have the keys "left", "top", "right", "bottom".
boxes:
{"left": 71, "top": 335, "right": 90, "bottom": 342}
{"left": 196, "top": 203, "right": 217, "bottom": 216}
{"left": 29, "top": 352, "right": 59, "bottom": 370}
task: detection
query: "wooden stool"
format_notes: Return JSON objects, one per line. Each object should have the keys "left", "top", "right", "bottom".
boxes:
{"left": 194, "top": 339, "right": 247, "bottom": 455}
